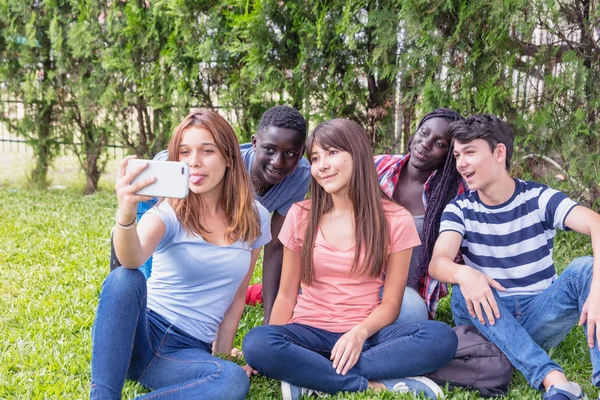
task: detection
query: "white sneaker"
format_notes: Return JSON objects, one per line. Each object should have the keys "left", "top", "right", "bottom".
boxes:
{"left": 379, "top": 376, "right": 445, "bottom": 399}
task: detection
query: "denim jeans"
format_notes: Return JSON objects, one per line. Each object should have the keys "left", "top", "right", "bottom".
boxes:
{"left": 395, "top": 287, "right": 430, "bottom": 324}
{"left": 242, "top": 321, "right": 457, "bottom": 394}
{"left": 379, "top": 286, "right": 430, "bottom": 325}
{"left": 451, "top": 256, "right": 599, "bottom": 390}
{"left": 90, "top": 267, "right": 249, "bottom": 400}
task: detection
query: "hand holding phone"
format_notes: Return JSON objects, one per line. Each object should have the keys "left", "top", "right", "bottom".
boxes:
{"left": 126, "top": 159, "right": 189, "bottom": 199}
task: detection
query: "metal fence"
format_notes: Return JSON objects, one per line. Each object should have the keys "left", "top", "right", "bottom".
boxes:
{"left": 0, "top": 94, "right": 126, "bottom": 160}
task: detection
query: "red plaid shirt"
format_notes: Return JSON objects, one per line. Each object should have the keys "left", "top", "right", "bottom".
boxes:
{"left": 374, "top": 154, "right": 465, "bottom": 317}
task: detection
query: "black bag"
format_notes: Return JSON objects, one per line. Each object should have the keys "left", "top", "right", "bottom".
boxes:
{"left": 425, "top": 325, "right": 513, "bottom": 397}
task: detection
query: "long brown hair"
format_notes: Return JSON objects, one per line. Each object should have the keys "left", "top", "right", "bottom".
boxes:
{"left": 166, "top": 109, "right": 261, "bottom": 243}
{"left": 301, "top": 119, "right": 390, "bottom": 285}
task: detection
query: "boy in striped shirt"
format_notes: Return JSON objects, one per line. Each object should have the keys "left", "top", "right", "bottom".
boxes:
{"left": 429, "top": 114, "right": 600, "bottom": 400}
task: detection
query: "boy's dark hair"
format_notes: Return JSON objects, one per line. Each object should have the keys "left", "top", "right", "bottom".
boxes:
{"left": 449, "top": 114, "right": 514, "bottom": 170}
{"left": 257, "top": 105, "right": 307, "bottom": 141}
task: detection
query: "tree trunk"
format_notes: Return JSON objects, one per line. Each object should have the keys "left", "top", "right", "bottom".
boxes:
{"left": 137, "top": 100, "right": 148, "bottom": 157}
{"left": 30, "top": 29, "right": 56, "bottom": 188}
{"left": 30, "top": 102, "right": 54, "bottom": 187}
{"left": 84, "top": 155, "right": 100, "bottom": 195}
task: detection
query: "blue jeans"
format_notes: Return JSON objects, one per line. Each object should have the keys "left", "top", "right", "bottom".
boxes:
{"left": 242, "top": 321, "right": 457, "bottom": 394}
{"left": 451, "top": 256, "right": 599, "bottom": 390}
{"left": 90, "top": 267, "right": 249, "bottom": 400}
{"left": 395, "top": 287, "right": 429, "bottom": 324}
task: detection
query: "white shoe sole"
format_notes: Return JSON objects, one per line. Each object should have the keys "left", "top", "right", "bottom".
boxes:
{"left": 281, "top": 381, "right": 293, "bottom": 400}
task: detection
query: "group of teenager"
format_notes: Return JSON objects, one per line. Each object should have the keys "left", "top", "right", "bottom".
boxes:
{"left": 90, "top": 105, "right": 600, "bottom": 400}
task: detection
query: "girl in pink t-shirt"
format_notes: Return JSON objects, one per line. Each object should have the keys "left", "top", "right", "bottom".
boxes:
{"left": 243, "top": 119, "right": 457, "bottom": 400}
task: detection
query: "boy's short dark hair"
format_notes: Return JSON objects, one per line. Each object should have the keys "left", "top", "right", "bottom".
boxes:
{"left": 449, "top": 114, "right": 514, "bottom": 170}
{"left": 257, "top": 105, "right": 307, "bottom": 141}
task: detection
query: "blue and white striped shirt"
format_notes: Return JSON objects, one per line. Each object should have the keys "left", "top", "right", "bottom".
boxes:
{"left": 440, "top": 179, "right": 578, "bottom": 296}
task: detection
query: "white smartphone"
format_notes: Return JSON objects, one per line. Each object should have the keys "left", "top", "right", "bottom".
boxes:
{"left": 127, "top": 159, "right": 189, "bottom": 199}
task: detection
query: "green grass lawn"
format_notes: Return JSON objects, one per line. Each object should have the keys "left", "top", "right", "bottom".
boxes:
{"left": 0, "top": 184, "right": 596, "bottom": 399}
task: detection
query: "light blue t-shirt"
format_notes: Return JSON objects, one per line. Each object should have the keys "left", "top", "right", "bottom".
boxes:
{"left": 145, "top": 200, "right": 271, "bottom": 342}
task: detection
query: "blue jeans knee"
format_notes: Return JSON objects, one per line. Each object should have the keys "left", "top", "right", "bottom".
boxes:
{"left": 104, "top": 266, "right": 146, "bottom": 288}
{"left": 242, "top": 325, "right": 272, "bottom": 370}
{"left": 218, "top": 361, "right": 250, "bottom": 400}
{"left": 562, "top": 256, "right": 593, "bottom": 281}
{"left": 557, "top": 256, "right": 594, "bottom": 307}
{"left": 102, "top": 267, "right": 146, "bottom": 304}
{"left": 423, "top": 321, "right": 459, "bottom": 367}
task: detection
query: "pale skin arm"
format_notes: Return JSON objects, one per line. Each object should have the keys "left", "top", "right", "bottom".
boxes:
{"left": 330, "top": 249, "right": 412, "bottom": 375}
{"left": 563, "top": 205, "right": 600, "bottom": 349}
{"left": 214, "top": 247, "right": 262, "bottom": 356}
{"left": 429, "top": 231, "right": 506, "bottom": 325}
{"left": 113, "top": 155, "right": 165, "bottom": 268}
{"left": 268, "top": 246, "right": 302, "bottom": 325}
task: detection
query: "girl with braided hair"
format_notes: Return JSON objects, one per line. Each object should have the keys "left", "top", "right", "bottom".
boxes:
{"left": 375, "top": 108, "right": 466, "bottom": 322}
